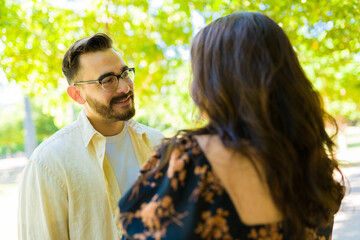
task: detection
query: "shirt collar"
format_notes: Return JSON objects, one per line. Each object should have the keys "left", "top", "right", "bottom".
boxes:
{"left": 78, "top": 109, "right": 101, "bottom": 147}
{"left": 78, "top": 109, "right": 147, "bottom": 147}
{"left": 126, "top": 119, "right": 147, "bottom": 135}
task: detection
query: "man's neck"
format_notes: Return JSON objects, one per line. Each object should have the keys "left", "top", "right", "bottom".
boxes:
{"left": 85, "top": 111, "right": 125, "bottom": 137}
{"left": 93, "top": 119, "right": 125, "bottom": 137}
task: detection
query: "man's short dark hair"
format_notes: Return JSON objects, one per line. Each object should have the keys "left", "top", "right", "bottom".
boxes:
{"left": 62, "top": 33, "right": 113, "bottom": 84}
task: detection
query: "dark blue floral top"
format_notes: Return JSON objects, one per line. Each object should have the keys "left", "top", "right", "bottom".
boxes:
{"left": 118, "top": 136, "right": 333, "bottom": 240}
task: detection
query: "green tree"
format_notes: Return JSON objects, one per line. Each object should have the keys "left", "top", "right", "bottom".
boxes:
{"left": 0, "top": 97, "right": 59, "bottom": 156}
{"left": 0, "top": 104, "right": 24, "bottom": 156}
{"left": 1, "top": 0, "right": 359, "bottom": 137}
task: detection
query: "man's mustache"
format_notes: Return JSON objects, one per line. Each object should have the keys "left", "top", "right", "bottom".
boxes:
{"left": 110, "top": 91, "right": 134, "bottom": 104}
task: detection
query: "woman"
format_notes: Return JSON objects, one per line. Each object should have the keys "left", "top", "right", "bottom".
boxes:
{"left": 118, "top": 12, "right": 345, "bottom": 239}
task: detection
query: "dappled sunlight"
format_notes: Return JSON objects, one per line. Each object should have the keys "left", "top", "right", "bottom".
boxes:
{"left": 1, "top": 0, "right": 359, "bottom": 239}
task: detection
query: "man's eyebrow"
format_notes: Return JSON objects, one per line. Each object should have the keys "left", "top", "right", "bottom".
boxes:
{"left": 97, "top": 66, "right": 129, "bottom": 81}
{"left": 120, "top": 65, "right": 129, "bottom": 73}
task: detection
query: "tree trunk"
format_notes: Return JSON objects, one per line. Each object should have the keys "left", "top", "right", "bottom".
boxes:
{"left": 23, "top": 96, "right": 37, "bottom": 159}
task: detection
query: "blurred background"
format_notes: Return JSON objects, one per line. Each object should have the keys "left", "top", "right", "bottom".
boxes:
{"left": 0, "top": 0, "right": 359, "bottom": 239}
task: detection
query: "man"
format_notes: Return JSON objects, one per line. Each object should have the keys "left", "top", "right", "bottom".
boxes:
{"left": 18, "top": 33, "right": 163, "bottom": 239}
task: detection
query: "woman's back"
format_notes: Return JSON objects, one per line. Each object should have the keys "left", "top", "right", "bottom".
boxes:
{"left": 119, "top": 135, "right": 334, "bottom": 239}
{"left": 195, "top": 134, "right": 283, "bottom": 226}
{"left": 119, "top": 11, "right": 344, "bottom": 239}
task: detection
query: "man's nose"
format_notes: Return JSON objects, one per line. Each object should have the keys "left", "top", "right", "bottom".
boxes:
{"left": 116, "top": 79, "right": 131, "bottom": 94}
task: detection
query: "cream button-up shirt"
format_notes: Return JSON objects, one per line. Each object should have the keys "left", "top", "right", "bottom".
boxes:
{"left": 18, "top": 109, "right": 163, "bottom": 240}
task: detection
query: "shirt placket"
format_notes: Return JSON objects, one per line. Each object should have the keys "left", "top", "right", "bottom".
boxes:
{"left": 94, "top": 134, "right": 120, "bottom": 217}
{"left": 94, "top": 135, "right": 112, "bottom": 205}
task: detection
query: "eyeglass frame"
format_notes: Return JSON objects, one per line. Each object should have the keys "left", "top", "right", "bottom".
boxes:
{"left": 71, "top": 67, "right": 135, "bottom": 92}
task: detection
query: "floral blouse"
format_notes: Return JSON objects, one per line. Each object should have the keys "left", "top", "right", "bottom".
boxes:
{"left": 118, "top": 136, "right": 333, "bottom": 240}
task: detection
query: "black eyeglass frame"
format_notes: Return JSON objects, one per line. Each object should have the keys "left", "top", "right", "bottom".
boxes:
{"left": 72, "top": 67, "right": 135, "bottom": 91}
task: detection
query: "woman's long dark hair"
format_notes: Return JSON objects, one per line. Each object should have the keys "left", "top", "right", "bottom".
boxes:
{"left": 148, "top": 12, "right": 345, "bottom": 238}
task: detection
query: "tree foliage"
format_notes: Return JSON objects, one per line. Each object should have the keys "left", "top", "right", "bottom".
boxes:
{"left": 0, "top": 103, "right": 24, "bottom": 155}
{"left": 0, "top": 0, "right": 359, "bottom": 139}
{"left": 0, "top": 100, "right": 59, "bottom": 156}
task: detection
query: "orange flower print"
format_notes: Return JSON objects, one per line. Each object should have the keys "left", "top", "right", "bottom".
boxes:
{"left": 247, "top": 223, "right": 283, "bottom": 240}
{"left": 190, "top": 164, "right": 223, "bottom": 203}
{"left": 305, "top": 228, "right": 330, "bottom": 240}
{"left": 195, "top": 209, "right": 233, "bottom": 240}
{"left": 194, "top": 165, "right": 208, "bottom": 175}
{"left": 191, "top": 143, "right": 202, "bottom": 155}
{"left": 167, "top": 148, "right": 190, "bottom": 191}
{"left": 119, "top": 194, "right": 188, "bottom": 240}
{"left": 119, "top": 136, "right": 334, "bottom": 240}
{"left": 128, "top": 155, "right": 163, "bottom": 200}
{"left": 176, "top": 136, "right": 201, "bottom": 155}
{"left": 139, "top": 195, "right": 162, "bottom": 231}
{"left": 141, "top": 153, "right": 160, "bottom": 172}
{"left": 115, "top": 207, "right": 122, "bottom": 230}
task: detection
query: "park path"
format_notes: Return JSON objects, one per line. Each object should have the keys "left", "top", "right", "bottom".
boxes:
{"left": 333, "top": 164, "right": 360, "bottom": 239}
{"left": 0, "top": 157, "right": 27, "bottom": 240}
{"left": 0, "top": 158, "right": 359, "bottom": 239}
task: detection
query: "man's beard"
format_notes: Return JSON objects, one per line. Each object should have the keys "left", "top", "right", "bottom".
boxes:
{"left": 86, "top": 91, "right": 135, "bottom": 121}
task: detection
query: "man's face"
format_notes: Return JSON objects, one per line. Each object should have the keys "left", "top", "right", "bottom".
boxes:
{"left": 77, "top": 48, "right": 135, "bottom": 122}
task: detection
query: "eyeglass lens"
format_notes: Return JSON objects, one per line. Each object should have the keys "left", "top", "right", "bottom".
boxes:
{"left": 101, "top": 69, "right": 135, "bottom": 91}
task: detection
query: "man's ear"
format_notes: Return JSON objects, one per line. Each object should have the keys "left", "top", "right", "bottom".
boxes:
{"left": 67, "top": 86, "right": 86, "bottom": 104}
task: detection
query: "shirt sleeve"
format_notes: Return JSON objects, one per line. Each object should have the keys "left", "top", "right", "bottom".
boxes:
{"left": 18, "top": 160, "right": 69, "bottom": 240}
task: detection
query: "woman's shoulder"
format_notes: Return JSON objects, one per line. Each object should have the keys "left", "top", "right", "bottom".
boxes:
{"left": 139, "top": 134, "right": 203, "bottom": 170}
{"left": 123, "top": 134, "right": 208, "bottom": 201}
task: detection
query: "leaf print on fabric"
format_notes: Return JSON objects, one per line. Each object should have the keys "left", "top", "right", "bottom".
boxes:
{"left": 195, "top": 209, "right": 234, "bottom": 240}
{"left": 190, "top": 164, "right": 224, "bottom": 203}
{"left": 115, "top": 207, "right": 122, "bottom": 230}
{"left": 128, "top": 177, "right": 155, "bottom": 201}
{"left": 247, "top": 223, "right": 283, "bottom": 240}
{"left": 132, "top": 229, "right": 166, "bottom": 240}
{"left": 177, "top": 136, "right": 202, "bottom": 155}
{"left": 128, "top": 153, "right": 163, "bottom": 200}
{"left": 167, "top": 147, "right": 190, "bottom": 191}
{"left": 119, "top": 194, "right": 188, "bottom": 240}
{"left": 140, "top": 151, "right": 160, "bottom": 173}
{"left": 305, "top": 228, "right": 331, "bottom": 240}
{"left": 119, "top": 136, "right": 335, "bottom": 240}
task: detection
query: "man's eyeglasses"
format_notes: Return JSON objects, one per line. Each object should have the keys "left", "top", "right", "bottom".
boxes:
{"left": 72, "top": 68, "right": 135, "bottom": 92}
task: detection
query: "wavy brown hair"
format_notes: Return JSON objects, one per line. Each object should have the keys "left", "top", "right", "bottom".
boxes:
{"left": 141, "top": 12, "right": 345, "bottom": 238}
{"left": 188, "top": 12, "right": 345, "bottom": 237}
